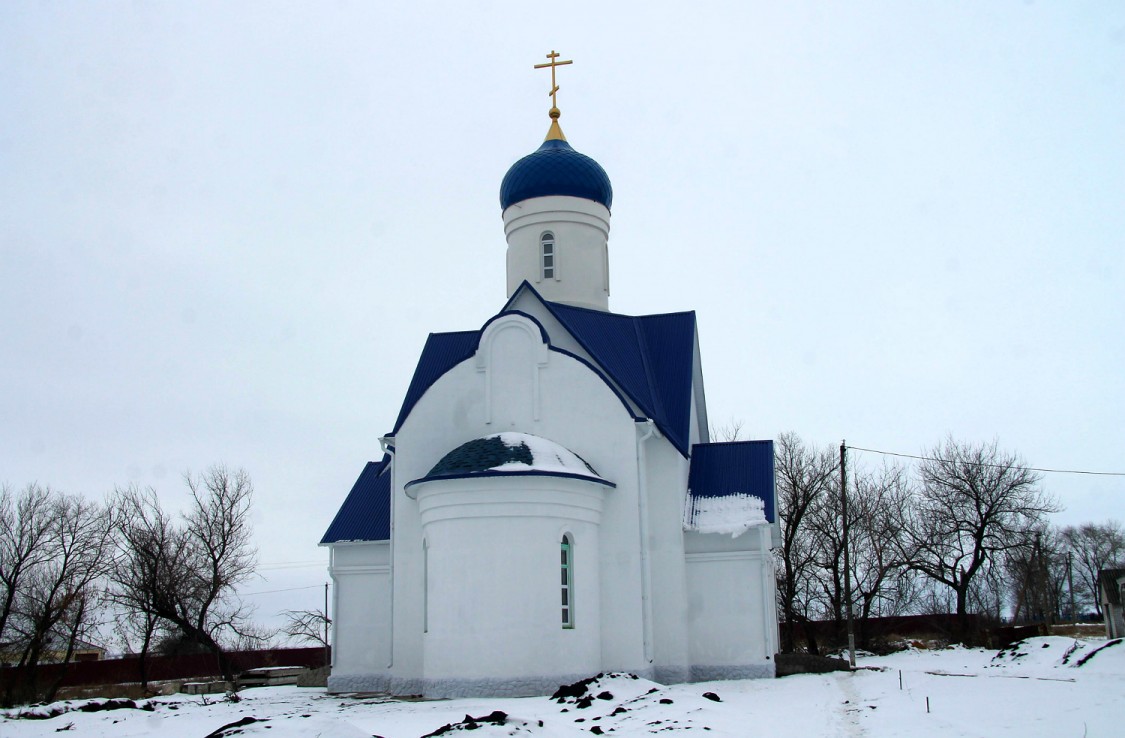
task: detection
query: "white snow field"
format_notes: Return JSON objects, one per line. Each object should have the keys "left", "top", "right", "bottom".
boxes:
{"left": 2, "top": 637, "right": 1121, "bottom": 738}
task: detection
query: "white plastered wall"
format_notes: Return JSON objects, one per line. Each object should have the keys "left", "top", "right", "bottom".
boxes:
{"left": 413, "top": 475, "right": 605, "bottom": 696}
{"left": 328, "top": 542, "right": 391, "bottom": 682}
{"left": 642, "top": 435, "right": 693, "bottom": 684}
{"left": 390, "top": 312, "right": 648, "bottom": 693}
{"left": 504, "top": 196, "right": 611, "bottom": 311}
{"left": 683, "top": 525, "right": 778, "bottom": 679}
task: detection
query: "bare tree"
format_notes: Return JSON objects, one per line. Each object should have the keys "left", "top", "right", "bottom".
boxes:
{"left": 709, "top": 419, "right": 746, "bottom": 442}
{"left": 1006, "top": 525, "right": 1069, "bottom": 623}
{"left": 110, "top": 603, "right": 164, "bottom": 690}
{"left": 108, "top": 484, "right": 180, "bottom": 690}
{"left": 280, "top": 608, "right": 330, "bottom": 648}
{"left": 899, "top": 438, "right": 1059, "bottom": 641}
{"left": 0, "top": 484, "right": 55, "bottom": 655}
{"left": 806, "top": 480, "right": 846, "bottom": 629}
{"left": 848, "top": 462, "right": 915, "bottom": 639}
{"left": 2, "top": 490, "right": 114, "bottom": 705}
{"left": 1060, "top": 521, "right": 1125, "bottom": 617}
{"left": 111, "top": 466, "right": 258, "bottom": 682}
{"left": 774, "top": 432, "right": 838, "bottom": 653}
{"left": 799, "top": 456, "right": 917, "bottom": 649}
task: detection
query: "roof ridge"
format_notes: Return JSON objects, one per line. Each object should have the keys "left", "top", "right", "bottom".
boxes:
{"left": 550, "top": 298, "right": 696, "bottom": 322}
{"left": 693, "top": 439, "right": 774, "bottom": 448}
{"left": 632, "top": 319, "right": 666, "bottom": 422}
{"left": 632, "top": 308, "right": 698, "bottom": 320}
{"left": 427, "top": 329, "right": 482, "bottom": 338}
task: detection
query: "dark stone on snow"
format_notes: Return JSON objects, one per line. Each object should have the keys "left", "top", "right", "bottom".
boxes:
{"left": 1076, "top": 638, "right": 1122, "bottom": 667}
{"left": 203, "top": 716, "right": 263, "bottom": 738}
{"left": 12, "top": 699, "right": 153, "bottom": 722}
{"left": 702, "top": 692, "right": 721, "bottom": 702}
{"left": 551, "top": 675, "right": 600, "bottom": 701}
{"left": 420, "top": 711, "right": 509, "bottom": 737}
{"left": 80, "top": 700, "right": 147, "bottom": 713}
{"left": 659, "top": 698, "right": 673, "bottom": 705}
{"left": 596, "top": 691, "right": 613, "bottom": 700}
{"left": 591, "top": 727, "right": 604, "bottom": 735}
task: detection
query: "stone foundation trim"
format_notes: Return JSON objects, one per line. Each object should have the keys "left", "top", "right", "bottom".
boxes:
{"left": 329, "top": 663, "right": 773, "bottom": 698}
{"left": 689, "top": 662, "right": 775, "bottom": 682}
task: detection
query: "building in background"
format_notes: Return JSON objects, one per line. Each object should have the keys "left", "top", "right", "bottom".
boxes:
{"left": 1099, "top": 568, "right": 1125, "bottom": 638}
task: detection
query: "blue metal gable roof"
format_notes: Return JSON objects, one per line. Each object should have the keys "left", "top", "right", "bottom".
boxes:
{"left": 389, "top": 285, "right": 698, "bottom": 457}
{"left": 391, "top": 331, "right": 479, "bottom": 434}
{"left": 547, "top": 302, "right": 697, "bottom": 456}
{"left": 688, "top": 440, "right": 776, "bottom": 524}
{"left": 320, "top": 455, "right": 392, "bottom": 544}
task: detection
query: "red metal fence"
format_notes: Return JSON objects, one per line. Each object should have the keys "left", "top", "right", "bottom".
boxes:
{"left": 0, "top": 646, "right": 329, "bottom": 691}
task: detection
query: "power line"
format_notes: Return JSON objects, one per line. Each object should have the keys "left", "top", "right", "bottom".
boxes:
{"left": 849, "top": 445, "right": 1125, "bottom": 477}
{"left": 257, "top": 561, "right": 327, "bottom": 572}
{"left": 241, "top": 584, "right": 326, "bottom": 597}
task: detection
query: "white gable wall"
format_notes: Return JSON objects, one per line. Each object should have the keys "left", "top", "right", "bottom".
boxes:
{"left": 386, "top": 313, "right": 648, "bottom": 695}
{"left": 502, "top": 291, "right": 646, "bottom": 423}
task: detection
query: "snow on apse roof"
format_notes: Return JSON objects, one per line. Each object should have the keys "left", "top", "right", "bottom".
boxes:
{"left": 406, "top": 432, "right": 614, "bottom": 491}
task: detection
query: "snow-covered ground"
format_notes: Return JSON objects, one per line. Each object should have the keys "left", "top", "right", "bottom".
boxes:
{"left": 3, "top": 637, "right": 1121, "bottom": 737}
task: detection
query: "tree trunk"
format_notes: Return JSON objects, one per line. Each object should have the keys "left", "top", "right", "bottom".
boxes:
{"left": 139, "top": 622, "right": 153, "bottom": 692}
{"left": 955, "top": 585, "right": 975, "bottom": 645}
{"left": 183, "top": 624, "right": 235, "bottom": 682}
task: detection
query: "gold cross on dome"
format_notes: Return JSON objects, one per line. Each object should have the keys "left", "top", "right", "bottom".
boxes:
{"left": 534, "top": 50, "right": 573, "bottom": 113}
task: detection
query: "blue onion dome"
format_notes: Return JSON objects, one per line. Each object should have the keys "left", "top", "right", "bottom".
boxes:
{"left": 500, "top": 138, "right": 613, "bottom": 211}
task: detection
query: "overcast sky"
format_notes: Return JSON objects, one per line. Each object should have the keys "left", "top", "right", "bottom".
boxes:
{"left": 2, "top": 2, "right": 1123, "bottom": 630}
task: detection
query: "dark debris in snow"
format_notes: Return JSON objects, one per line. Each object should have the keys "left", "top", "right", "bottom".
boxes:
{"left": 1075, "top": 638, "right": 1122, "bottom": 667}
{"left": 203, "top": 716, "right": 264, "bottom": 738}
{"left": 9, "top": 699, "right": 155, "bottom": 721}
{"left": 420, "top": 710, "right": 510, "bottom": 737}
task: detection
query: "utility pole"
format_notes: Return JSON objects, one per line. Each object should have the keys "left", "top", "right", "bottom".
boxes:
{"left": 1067, "top": 552, "right": 1076, "bottom": 623}
{"left": 1035, "top": 531, "right": 1053, "bottom": 629}
{"left": 841, "top": 440, "right": 856, "bottom": 668}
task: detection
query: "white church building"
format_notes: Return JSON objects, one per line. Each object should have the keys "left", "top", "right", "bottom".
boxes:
{"left": 321, "top": 65, "right": 780, "bottom": 698}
